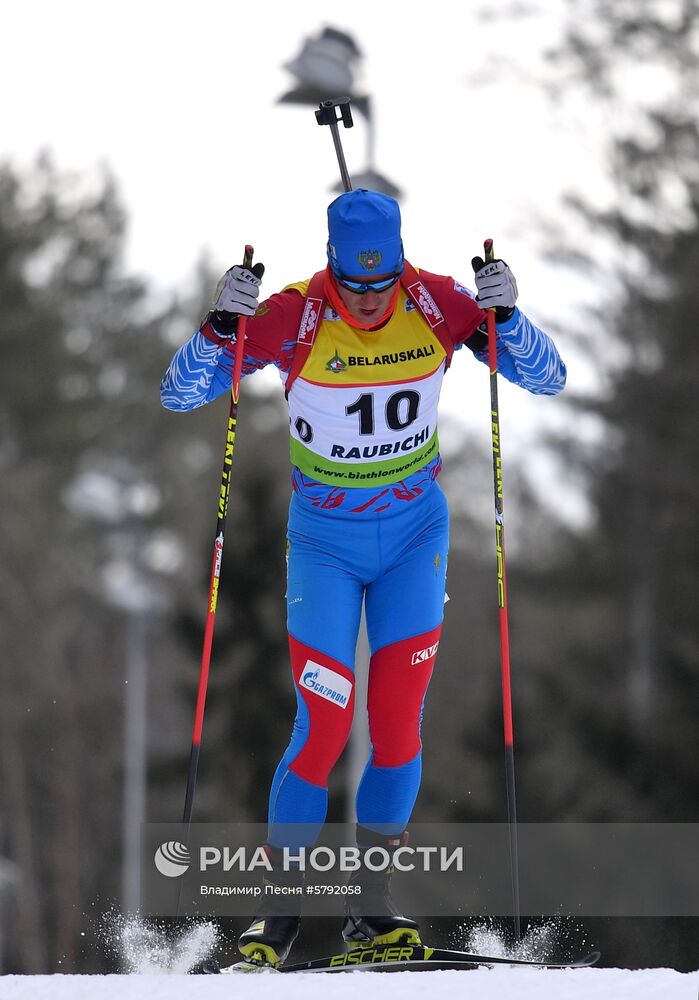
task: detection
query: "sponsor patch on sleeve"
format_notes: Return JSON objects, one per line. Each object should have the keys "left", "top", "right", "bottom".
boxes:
{"left": 454, "top": 281, "right": 477, "bottom": 300}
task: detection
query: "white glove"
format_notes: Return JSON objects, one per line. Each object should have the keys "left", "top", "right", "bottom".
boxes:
{"left": 471, "top": 257, "right": 518, "bottom": 315}
{"left": 212, "top": 264, "right": 263, "bottom": 317}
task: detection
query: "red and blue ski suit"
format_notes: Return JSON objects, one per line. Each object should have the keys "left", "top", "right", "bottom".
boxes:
{"left": 161, "top": 266, "right": 566, "bottom": 845}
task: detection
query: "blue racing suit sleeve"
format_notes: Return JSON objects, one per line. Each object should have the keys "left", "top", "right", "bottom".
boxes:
{"left": 471, "top": 307, "right": 567, "bottom": 395}
{"left": 160, "top": 330, "right": 238, "bottom": 411}
{"left": 161, "top": 287, "right": 304, "bottom": 411}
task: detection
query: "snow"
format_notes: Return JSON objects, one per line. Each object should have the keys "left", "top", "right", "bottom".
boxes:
{"left": 3, "top": 968, "right": 698, "bottom": 1000}
{"left": 4, "top": 921, "right": 697, "bottom": 997}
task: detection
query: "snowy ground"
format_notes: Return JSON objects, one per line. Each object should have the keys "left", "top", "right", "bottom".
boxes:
{"left": 3, "top": 968, "right": 699, "bottom": 1000}
{"left": 5, "top": 920, "right": 697, "bottom": 997}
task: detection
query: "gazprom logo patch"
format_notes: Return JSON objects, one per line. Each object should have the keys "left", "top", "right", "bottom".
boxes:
{"left": 302, "top": 661, "right": 352, "bottom": 709}
{"left": 411, "top": 641, "right": 440, "bottom": 665}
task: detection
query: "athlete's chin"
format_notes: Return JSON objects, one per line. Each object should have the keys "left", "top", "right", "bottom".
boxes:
{"left": 358, "top": 308, "right": 380, "bottom": 321}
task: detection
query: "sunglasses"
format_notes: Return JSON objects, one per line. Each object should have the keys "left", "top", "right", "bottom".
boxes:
{"left": 334, "top": 272, "right": 402, "bottom": 295}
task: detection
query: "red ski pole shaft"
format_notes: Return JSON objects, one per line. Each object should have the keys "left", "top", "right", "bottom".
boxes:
{"left": 483, "top": 237, "right": 521, "bottom": 940}
{"left": 182, "top": 244, "right": 254, "bottom": 827}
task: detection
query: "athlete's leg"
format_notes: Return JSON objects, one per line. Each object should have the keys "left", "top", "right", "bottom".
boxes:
{"left": 357, "top": 486, "right": 449, "bottom": 831}
{"left": 268, "top": 497, "right": 365, "bottom": 845}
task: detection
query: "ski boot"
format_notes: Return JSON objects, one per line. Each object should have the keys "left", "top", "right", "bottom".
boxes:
{"left": 342, "top": 826, "right": 421, "bottom": 948}
{"left": 238, "top": 846, "right": 303, "bottom": 967}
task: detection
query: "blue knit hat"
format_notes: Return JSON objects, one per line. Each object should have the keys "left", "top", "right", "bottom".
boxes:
{"left": 327, "top": 189, "right": 404, "bottom": 277}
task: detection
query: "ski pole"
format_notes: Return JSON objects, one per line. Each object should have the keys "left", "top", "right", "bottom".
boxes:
{"left": 182, "top": 244, "right": 255, "bottom": 827}
{"left": 316, "top": 97, "right": 354, "bottom": 192}
{"left": 483, "top": 237, "right": 522, "bottom": 940}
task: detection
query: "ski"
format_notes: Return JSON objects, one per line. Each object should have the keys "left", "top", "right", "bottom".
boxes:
{"left": 213, "top": 945, "right": 601, "bottom": 974}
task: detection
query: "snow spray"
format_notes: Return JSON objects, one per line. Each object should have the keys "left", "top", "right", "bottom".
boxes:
{"left": 98, "top": 911, "right": 219, "bottom": 973}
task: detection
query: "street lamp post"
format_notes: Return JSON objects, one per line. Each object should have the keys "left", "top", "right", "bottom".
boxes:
{"left": 278, "top": 26, "right": 402, "bottom": 198}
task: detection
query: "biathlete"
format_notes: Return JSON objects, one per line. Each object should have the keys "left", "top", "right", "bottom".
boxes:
{"left": 161, "top": 188, "right": 566, "bottom": 965}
